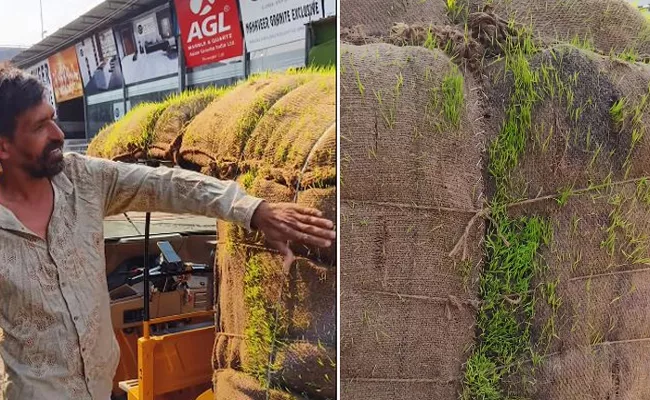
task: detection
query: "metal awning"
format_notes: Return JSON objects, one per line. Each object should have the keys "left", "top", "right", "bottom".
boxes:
{"left": 11, "top": 0, "right": 167, "bottom": 69}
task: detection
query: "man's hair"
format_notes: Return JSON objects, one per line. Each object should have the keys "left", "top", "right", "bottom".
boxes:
{"left": 0, "top": 64, "right": 45, "bottom": 139}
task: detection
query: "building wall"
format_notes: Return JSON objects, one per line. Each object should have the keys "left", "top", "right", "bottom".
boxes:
{"left": 20, "top": 0, "right": 337, "bottom": 142}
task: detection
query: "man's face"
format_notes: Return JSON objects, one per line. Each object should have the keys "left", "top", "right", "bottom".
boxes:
{"left": 0, "top": 100, "right": 65, "bottom": 178}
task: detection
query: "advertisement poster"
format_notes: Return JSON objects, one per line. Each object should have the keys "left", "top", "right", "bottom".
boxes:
{"left": 48, "top": 46, "right": 84, "bottom": 102}
{"left": 75, "top": 28, "right": 125, "bottom": 96}
{"left": 174, "top": 0, "right": 244, "bottom": 68}
{"left": 27, "top": 59, "right": 57, "bottom": 112}
{"left": 239, "top": 0, "right": 324, "bottom": 52}
{"left": 114, "top": 6, "right": 179, "bottom": 85}
{"left": 324, "top": 0, "right": 336, "bottom": 17}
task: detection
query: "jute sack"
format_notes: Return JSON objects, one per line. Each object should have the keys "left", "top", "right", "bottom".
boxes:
{"left": 243, "top": 73, "right": 335, "bottom": 187}
{"left": 298, "top": 123, "right": 336, "bottom": 190}
{"left": 340, "top": 42, "right": 483, "bottom": 399}
{"left": 86, "top": 123, "right": 114, "bottom": 158}
{"left": 214, "top": 369, "right": 306, "bottom": 400}
{"left": 87, "top": 102, "right": 166, "bottom": 162}
{"left": 481, "top": 45, "right": 650, "bottom": 399}
{"left": 341, "top": 0, "right": 449, "bottom": 38}
{"left": 462, "top": 0, "right": 650, "bottom": 56}
{"left": 243, "top": 96, "right": 336, "bottom": 264}
{"left": 295, "top": 187, "right": 336, "bottom": 265}
{"left": 178, "top": 74, "right": 311, "bottom": 175}
{"left": 215, "top": 172, "right": 336, "bottom": 399}
{"left": 148, "top": 89, "right": 224, "bottom": 162}
{"left": 214, "top": 245, "right": 336, "bottom": 399}
{"left": 292, "top": 123, "right": 337, "bottom": 264}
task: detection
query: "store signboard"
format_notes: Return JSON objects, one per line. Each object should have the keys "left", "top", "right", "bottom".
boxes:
{"left": 27, "top": 59, "right": 57, "bottom": 112}
{"left": 239, "top": 0, "right": 325, "bottom": 52}
{"left": 174, "top": 0, "right": 244, "bottom": 67}
{"left": 75, "top": 28, "right": 125, "bottom": 96}
{"left": 48, "top": 46, "right": 84, "bottom": 102}
{"left": 114, "top": 6, "right": 179, "bottom": 85}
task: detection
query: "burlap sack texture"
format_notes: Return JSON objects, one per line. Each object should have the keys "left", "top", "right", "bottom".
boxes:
{"left": 148, "top": 88, "right": 226, "bottom": 162}
{"left": 215, "top": 247, "right": 336, "bottom": 397}
{"left": 476, "top": 43, "right": 650, "bottom": 399}
{"left": 296, "top": 122, "right": 337, "bottom": 265}
{"left": 240, "top": 72, "right": 336, "bottom": 264}
{"left": 340, "top": 42, "right": 484, "bottom": 400}
{"left": 340, "top": 0, "right": 450, "bottom": 39}
{"left": 85, "top": 102, "right": 167, "bottom": 162}
{"left": 86, "top": 122, "right": 114, "bottom": 159}
{"left": 214, "top": 369, "right": 309, "bottom": 400}
{"left": 242, "top": 73, "right": 336, "bottom": 187}
{"left": 340, "top": 0, "right": 650, "bottom": 397}
{"left": 213, "top": 78, "right": 337, "bottom": 398}
{"left": 341, "top": 0, "right": 650, "bottom": 65}
{"left": 461, "top": 0, "right": 650, "bottom": 56}
{"left": 178, "top": 70, "right": 326, "bottom": 177}
{"left": 215, "top": 202, "right": 336, "bottom": 399}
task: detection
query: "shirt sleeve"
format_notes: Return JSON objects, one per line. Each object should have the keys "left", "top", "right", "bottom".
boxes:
{"left": 81, "top": 154, "right": 264, "bottom": 231}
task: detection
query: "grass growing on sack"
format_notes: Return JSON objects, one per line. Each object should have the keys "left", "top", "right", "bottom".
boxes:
{"left": 427, "top": 64, "right": 465, "bottom": 133}
{"left": 243, "top": 254, "right": 287, "bottom": 385}
{"left": 162, "top": 86, "right": 226, "bottom": 109}
{"left": 462, "top": 28, "right": 560, "bottom": 400}
{"left": 155, "top": 86, "right": 228, "bottom": 129}
{"left": 569, "top": 34, "right": 596, "bottom": 53}
{"left": 442, "top": 65, "right": 465, "bottom": 128}
{"left": 88, "top": 87, "right": 227, "bottom": 159}
{"left": 487, "top": 33, "right": 540, "bottom": 196}
{"left": 622, "top": 85, "right": 650, "bottom": 177}
{"left": 285, "top": 65, "right": 336, "bottom": 77}
{"left": 462, "top": 211, "right": 552, "bottom": 400}
{"left": 463, "top": 29, "right": 650, "bottom": 398}
{"left": 610, "top": 98, "right": 626, "bottom": 128}
{"left": 100, "top": 102, "right": 168, "bottom": 158}
{"left": 183, "top": 68, "right": 331, "bottom": 167}
{"left": 86, "top": 122, "right": 114, "bottom": 158}
{"left": 245, "top": 75, "right": 335, "bottom": 173}
{"left": 446, "top": 0, "right": 467, "bottom": 24}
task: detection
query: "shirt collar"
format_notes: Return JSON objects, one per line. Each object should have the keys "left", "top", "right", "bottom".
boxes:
{"left": 52, "top": 169, "right": 73, "bottom": 195}
{"left": 0, "top": 170, "right": 73, "bottom": 233}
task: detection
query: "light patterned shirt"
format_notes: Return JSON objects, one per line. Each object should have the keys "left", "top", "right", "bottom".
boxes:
{"left": 0, "top": 153, "right": 262, "bottom": 400}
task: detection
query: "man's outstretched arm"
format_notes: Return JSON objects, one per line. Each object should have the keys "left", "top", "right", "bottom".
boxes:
{"left": 80, "top": 154, "right": 335, "bottom": 257}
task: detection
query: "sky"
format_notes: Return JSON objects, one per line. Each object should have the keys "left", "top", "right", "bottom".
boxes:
{"left": 0, "top": 0, "right": 104, "bottom": 48}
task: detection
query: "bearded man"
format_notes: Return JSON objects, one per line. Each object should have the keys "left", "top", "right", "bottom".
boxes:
{"left": 0, "top": 65, "right": 335, "bottom": 400}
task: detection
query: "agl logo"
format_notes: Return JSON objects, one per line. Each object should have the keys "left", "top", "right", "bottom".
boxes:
{"left": 190, "top": 0, "right": 216, "bottom": 15}
{"left": 187, "top": 0, "right": 232, "bottom": 42}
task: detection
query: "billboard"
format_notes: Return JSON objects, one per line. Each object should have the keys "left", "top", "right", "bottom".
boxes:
{"left": 75, "top": 28, "right": 125, "bottom": 95}
{"left": 239, "top": 0, "right": 324, "bottom": 52}
{"left": 48, "top": 46, "right": 84, "bottom": 102}
{"left": 174, "top": 0, "right": 244, "bottom": 68}
{"left": 114, "top": 6, "right": 179, "bottom": 85}
{"left": 27, "top": 59, "right": 57, "bottom": 112}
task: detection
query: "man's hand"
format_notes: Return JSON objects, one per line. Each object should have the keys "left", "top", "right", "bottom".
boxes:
{"left": 251, "top": 202, "right": 336, "bottom": 272}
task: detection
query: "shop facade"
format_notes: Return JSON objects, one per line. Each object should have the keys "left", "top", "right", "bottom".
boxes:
{"left": 11, "top": 0, "right": 337, "bottom": 150}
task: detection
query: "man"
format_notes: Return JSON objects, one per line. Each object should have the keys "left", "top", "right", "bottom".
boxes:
{"left": 0, "top": 65, "right": 335, "bottom": 399}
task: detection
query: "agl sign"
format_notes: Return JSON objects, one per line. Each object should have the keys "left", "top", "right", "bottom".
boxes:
{"left": 174, "top": 0, "right": 244, "bottom": 67}
{"left": 187, "top": 12, "right": 231, "bottom": 42}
